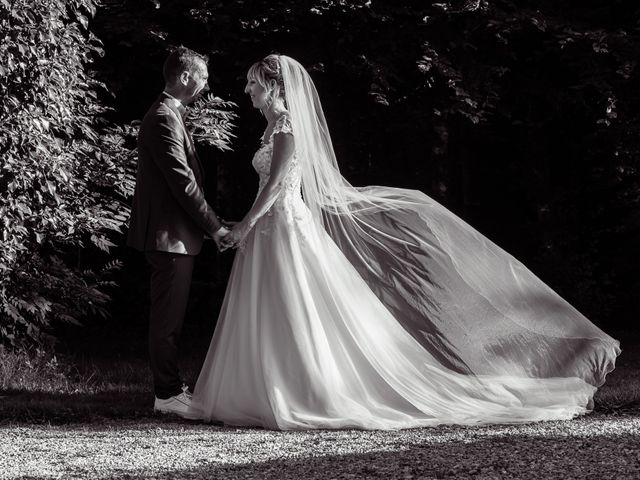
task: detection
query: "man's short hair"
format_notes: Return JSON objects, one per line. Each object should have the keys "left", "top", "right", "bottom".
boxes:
{"left": 163, "top": 46, "right": 209, "bottom": 84}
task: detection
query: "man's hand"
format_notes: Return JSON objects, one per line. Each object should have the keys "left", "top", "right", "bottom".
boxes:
{"left": 212, "top": 226, "right": 230, "bottom": 251}
{"left": 220, "top": 229, "right": 240, "bottom": 251}
{"left": 220, "top": 220, "right": 251, "bottom": 251}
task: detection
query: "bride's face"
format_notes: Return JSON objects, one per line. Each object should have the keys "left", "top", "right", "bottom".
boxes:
{"left": 244, "top": 76, "right": 270, "bottom": 110}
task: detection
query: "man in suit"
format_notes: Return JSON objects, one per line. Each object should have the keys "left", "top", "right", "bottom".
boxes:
{"left": 127, "top": 46, "right": 229, "bottom": 418}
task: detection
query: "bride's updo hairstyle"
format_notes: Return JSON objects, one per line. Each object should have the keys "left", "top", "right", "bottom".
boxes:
{"left": 247, "top": 54, "right": 286, "bottom": 106}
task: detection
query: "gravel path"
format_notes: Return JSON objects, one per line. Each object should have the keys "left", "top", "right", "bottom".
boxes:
{"left": 2, "top": 413, "right": 639, "bottom": 479}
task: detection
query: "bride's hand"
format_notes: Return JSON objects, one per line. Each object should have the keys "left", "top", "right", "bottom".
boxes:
{"left": 221, "top": 220, "right": 251, "bottom": 250}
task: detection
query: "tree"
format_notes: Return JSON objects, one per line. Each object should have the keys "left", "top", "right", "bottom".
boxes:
{"left": 0, "top": 0, "right": 138, "bottom": 346}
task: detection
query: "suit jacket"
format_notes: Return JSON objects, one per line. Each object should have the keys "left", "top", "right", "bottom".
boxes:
{"left": 127, "top": 92, "right": 221, "bottom": 255}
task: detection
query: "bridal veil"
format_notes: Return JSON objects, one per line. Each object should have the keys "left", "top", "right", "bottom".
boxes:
{"left": 279, "top": 54, "right": 619, "bottom": 392}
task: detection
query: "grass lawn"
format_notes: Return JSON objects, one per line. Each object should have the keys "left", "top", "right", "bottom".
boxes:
{"left": 0, "top": 350, "right": 194, "bottom": 423}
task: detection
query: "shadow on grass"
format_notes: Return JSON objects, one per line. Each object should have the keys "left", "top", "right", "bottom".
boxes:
{"left": 2, "top": 383, "right": 639, "bottom": 426}
{"left": 0, "top": 353, "right": 203, "bottom": 424}
{"left": 0, "top": 389, "right": 159, "bottom": 424}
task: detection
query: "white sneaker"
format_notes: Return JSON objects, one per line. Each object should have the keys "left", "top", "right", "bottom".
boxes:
{"left": 153, "top": 387, "right": 200, "bottom": 420}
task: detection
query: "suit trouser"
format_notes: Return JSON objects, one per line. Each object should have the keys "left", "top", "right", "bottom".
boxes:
{"left": 145, "top": 251, "right": 195, "bottom": 399}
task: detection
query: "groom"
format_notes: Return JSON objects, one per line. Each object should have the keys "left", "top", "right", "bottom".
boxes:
{"left": 127, "top": 46, "right": 229, "bottom": 418}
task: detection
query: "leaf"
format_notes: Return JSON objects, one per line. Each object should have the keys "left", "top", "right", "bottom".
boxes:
{"left": 77, "top": 14, "right": 89, "bottom": 29}
{"left": 4, "top": 302, "right": 22, "bottom": 322}
{"left": 33, "top": 296, "right": 52, "bottom": 312}
{"left": 90, "top": 234, "right": 116, "bottom": 252}
{"left": 45, "top": 180, "right": 56, "bottom": 196}
{"left": 58, "top": 313, "right": 82, "bottom": 326}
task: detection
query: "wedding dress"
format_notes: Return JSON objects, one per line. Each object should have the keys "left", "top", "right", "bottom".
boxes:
{"left": 190, "top": 56, "right": 619, "bottom": 430}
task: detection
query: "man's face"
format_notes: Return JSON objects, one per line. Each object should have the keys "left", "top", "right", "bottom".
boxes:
{"left": 184, "top": 60, "right": 209, "bottom": 104}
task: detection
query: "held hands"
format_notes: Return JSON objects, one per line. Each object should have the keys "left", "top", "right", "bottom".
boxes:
{"left": 220, "top": 219, "right": 252, "bottom": 251}
{"left": 211, "top": 226, "right": 231, "bottom": 251}
{"left": 207, "top": 219, "right": 251, "bottom": 252}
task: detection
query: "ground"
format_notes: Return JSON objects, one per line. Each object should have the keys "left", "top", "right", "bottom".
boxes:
{"left": 1, "top": 414, "right": 639, "bottom": 479}
{"left": 1, "top": 335, "right": 638, "bottom": 479}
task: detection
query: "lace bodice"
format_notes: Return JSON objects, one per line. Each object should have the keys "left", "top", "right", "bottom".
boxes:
{"left": 251, "top": 114, "right": 304, "bottom": 213}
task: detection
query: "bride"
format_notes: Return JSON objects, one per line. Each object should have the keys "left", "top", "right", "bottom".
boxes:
{"left": 189, "top": 54, "right": 620, "bottom": 430}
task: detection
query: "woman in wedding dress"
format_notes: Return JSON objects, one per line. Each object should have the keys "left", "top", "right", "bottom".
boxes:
{"left": 189, "top": 54, "right": 620, "bottom": 430}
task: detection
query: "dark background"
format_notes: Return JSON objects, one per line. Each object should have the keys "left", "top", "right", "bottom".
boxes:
{"left": 59, "top": 0, "right": 640, "bottom": 356}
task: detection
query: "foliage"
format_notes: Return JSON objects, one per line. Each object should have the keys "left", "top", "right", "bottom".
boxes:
{"left": 0, "top": 0, "right": 240, "bottom": 347}
{"left": 187, "top": 94, "right": 238, "bottom": 151}
{"left": 413, "top": 0, "right": 640, "bottom": 317}
{"left": 0, "top": 0, "right": 137, "bottom": 347}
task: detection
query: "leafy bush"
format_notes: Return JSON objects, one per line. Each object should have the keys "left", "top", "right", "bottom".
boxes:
{"left": 0, "top": 0, "right": 137, "bottom": 347}
{"left": 0, "top": 0, "right": 240, "bottom": 347}
{"left": 187, "top": 94, "right": 238, "bottom": 151}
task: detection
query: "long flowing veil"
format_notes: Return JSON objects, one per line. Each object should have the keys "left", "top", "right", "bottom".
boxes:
{"left": 279, "top": 55, "right": 619, "bottom": 387}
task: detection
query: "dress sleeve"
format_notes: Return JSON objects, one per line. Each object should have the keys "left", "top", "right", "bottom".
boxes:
{"left": 272, "top": 114, "right": 293, "bottom": 137}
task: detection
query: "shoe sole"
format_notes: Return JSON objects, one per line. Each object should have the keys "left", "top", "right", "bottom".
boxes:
{"left": 153, "top": 407, "right": 201, "bottom": 421}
